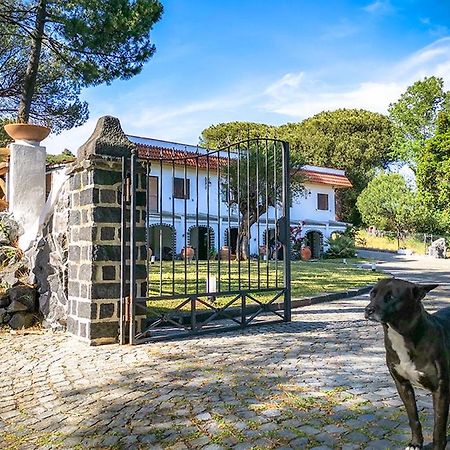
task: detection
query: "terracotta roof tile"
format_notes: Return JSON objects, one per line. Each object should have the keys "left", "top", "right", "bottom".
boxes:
{"left": 137, "top": 144, "right": 224, "bottom": 169}
{"left": 301, "top": 169, "right": 352, "bottom": 188}
{"left": 137, "top": 143, "right": 352, "bottom": 188}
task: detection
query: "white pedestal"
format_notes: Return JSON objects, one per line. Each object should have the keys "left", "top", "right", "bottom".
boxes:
{"left": 8, "top": 142, "right": 46, "bottom": 249}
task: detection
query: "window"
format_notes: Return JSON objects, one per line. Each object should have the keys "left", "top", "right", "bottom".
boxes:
{"left": 317, "top": 193, "right": 329, "bottom": 210}
{"left": 148, "top": 176, "right": 158, "bottom": 213}
{"left": 173, "top": 177, "right": 190, "bottom": 199}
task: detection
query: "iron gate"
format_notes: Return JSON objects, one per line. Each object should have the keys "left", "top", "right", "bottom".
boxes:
{"left": 119, "top": 138, "right": 292, "bottom": 344}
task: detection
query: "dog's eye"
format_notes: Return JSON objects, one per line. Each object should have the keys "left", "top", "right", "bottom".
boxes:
{"left": 385, "top": 294, "right": 392, "bottom": 302}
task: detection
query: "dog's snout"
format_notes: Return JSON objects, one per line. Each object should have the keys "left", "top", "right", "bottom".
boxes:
{"left": 364, "top": 305, "right": 375, "bottom": 318}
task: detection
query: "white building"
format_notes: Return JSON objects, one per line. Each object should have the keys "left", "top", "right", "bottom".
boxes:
{"left": 128, "top": 136, "right": 352, "bottom": 260}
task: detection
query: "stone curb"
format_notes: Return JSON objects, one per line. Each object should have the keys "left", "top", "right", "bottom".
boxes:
{"left": 290, "top": 284, "right": 373, "bottom": 309}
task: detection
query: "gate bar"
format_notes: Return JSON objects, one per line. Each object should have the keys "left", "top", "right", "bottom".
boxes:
{"left": 129, "top": 149, "right": 137, "bottom": 344}
{"left": 282, "top": 141, "right": 291, "bottom": 322}
{"left": 119, "top": 156, "right": 127, "bottom": 345}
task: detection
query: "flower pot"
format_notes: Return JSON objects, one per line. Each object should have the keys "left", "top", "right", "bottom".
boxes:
{"left": 181, "top": 246, "right": 195, "bottom": 261}
{"left": 4, "top": 123, "right": 50, "bottom": 143}
{"left": 301, "top": 245, "right": 312, "bottom": 261}
{"left": 219, "top": 246, "right": 231, "bottom": 260}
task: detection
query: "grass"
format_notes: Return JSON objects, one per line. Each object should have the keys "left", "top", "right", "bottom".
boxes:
{"left": 356, "top": 229, "right": 427, "bottom": 254}
{"left": 143, "top": 259, "right": 382, "bottom": 314}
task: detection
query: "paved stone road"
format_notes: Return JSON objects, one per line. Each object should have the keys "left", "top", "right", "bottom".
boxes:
{"left": 2, "top": 287, "right": 450, "bottom": 450}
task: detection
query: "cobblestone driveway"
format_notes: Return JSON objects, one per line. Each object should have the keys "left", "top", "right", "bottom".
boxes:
{"left": 1, "top": 292, "right": 448, "bottom": 450}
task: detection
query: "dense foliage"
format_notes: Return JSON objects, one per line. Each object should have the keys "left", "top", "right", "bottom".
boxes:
{"left": 200, "top": 122, "right": 277, "bottom": 149}
{"left": 415, "top": 112, "right": 450, "bottom": 233}
{"left": 324, "top": 228, "right": 356, "bottom": 259}
{"left": 388, "top": 76, "right": 450, "bottom": 168}
{"left": 356, "top": 173, "right": 419, "bottom": 247}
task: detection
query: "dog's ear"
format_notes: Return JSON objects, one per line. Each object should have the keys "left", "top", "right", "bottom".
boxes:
{"left": 413, "top": 284, "right": 439, "bottom": 300}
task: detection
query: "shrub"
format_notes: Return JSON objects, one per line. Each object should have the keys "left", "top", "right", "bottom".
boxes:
{"left": 324, "top": 228, "right": 356, "bottom": 259}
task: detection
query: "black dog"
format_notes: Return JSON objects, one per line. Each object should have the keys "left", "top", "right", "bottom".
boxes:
{"left": 365, "top": 278, "right": 449, "bottom": 450}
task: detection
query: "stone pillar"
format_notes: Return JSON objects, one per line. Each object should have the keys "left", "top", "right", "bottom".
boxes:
{"left": 66, "top": 116, "right": 147, "bottom": 345}
{"left": 8, "top": 142, "right": 46, "bottom": 249}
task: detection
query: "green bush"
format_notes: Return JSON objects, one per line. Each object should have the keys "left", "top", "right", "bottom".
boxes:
{"left": 324, "top": 229, "right": 356, "bottom": 259}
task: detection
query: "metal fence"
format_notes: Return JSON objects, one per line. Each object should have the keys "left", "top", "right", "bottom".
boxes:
{"left": 119, "top": 139, "right": 292, "bottom": 344}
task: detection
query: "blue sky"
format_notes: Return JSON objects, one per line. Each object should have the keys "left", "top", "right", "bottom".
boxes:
{"left": 46, "top": 0, "right": 450, "bottom": 154}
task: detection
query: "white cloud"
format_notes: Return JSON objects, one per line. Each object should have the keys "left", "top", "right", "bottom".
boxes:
{"left": 363, "top": 1, "right": 393, "bottom": 14}
{"left": 261, "top": 37, "right": 450, "bottom": 119}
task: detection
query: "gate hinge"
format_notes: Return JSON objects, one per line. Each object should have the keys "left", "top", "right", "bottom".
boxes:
{"left": 124, "top": 296, "right": 131, "bottom": 322}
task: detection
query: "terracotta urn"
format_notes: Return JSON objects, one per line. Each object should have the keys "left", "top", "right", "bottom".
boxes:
{"left": 219, "top": 245, "right": 231, "bottom": 260}
{"left": 301, "top": 245, "right": 312, "bottom": 261}
{"left": 181, "top": 246, "right": 195, "bottom": 261}
{"left": 4, "top": 123, "right": 50, "bottom": 143}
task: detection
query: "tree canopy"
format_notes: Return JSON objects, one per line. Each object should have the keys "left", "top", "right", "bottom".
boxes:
{"left": 415, "top": 112, "right": 450, "bottom": 233}
{"left": 222, "top": 140, "right": 305, "bottom": 260}
{"left": 0, "top": 0, "right": 163, "bottom": 130}
{"left": 388, "top": 76, "right": 450, "bottom": 167}
{"left": 0, "top": 31, "right": 88, "bottom": 134}
{"left": 280, "top": 109, "right": 394, "bottom": 224}
{"left": 200, "top": 122, "right": 277, "bottom": 149}
{"left": 200, "top": 110, "right": 394, "bottom": 225}
{"left": 357, "top": 173, "right": 418, "bottom": 246}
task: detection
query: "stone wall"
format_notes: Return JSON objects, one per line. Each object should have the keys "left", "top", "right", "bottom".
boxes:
{"left": 30, "top": 176, "right": 71, "bottom": 330}
{"left": 66, "top": 148, "right": 147, "bottom": 344}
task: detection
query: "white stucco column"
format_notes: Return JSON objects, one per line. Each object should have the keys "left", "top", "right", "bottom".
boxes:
{"left": 8, "top": 141, "right": 46, "bottom": 249}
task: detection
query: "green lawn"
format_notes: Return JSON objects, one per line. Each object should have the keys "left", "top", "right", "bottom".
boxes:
{"left": 356, "top": 229, "right": 427, "bottom": 254}
{"left": 144, "top": 259, "right": 382, "bottom": 313}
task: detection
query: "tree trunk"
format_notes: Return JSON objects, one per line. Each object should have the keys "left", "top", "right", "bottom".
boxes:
{"left": 236, "top": 211, "right": 260, "bottom": 261}
{"left": 18, "top": 0, "right": 47, "bottom": 123}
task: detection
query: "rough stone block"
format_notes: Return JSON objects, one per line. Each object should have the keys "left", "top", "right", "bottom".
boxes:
{"left": 102, "top": 266, "right": 116, "bottom": 281}
{"left": 81, "top": 170, "right": 90, "bottom": 188}
{"left": 100, "top": 189, "right": 117, "bottom": 204}
{"left": 81, "top": 209, "right": 90, "bottom": 224}
{"left": 93, "top": 206, "right": 121, "bottom": 223}
{"left": 99, "top": 303, "right": 115, "bottom": 319}
{"left": 68, "top": 246, "right": 81, "bottom": 262}
{"left": 68, "top": 280, "right": 80, "bottom": 298}
{"left": 90, "top": 321, "right": 119, "bottom": 340}
{"left": 93, "top": 169, "right": 122, "bottom": 186}
{"left": 72, "top": 192, "right": 80, "bottom": 208}
{"left": 9, "top": 312, "right": 35, "bottom": 329}
{"left": 78, "top": 226, "right": 97, "bottom": 242}
{"left": 91, "top": 283, "right": 121, "bottom": 300}
{"left": 78, "top": 264, "right": 92, "bottom": 281}
{"left": 70, "top": 172, "right": 82, "bottom": 191}
{"left": 77, "top": 301, "right": 91, "bottom": 319}
{"left": 80, "top": 188, "right": 99, "bottom": 206}
{"left": 91, "top": 303, "right": 98, "bottom": 320}
{"left": 67, "top": 316, "right": 78, "bottom": 335}
{"left": 100, "top": 227, "right": 116, "bottom": 241}
{"left": 79, "top": 322, "right": 87, "bottom": 338}
{"left": 68, "top": 210, "right": 81, "bottom": 226}
{"left": 81, "top": 245, "right": 92, "bottom": 261}
{"left": 93, "top": 245, "right": 121, "bottom": 261}
{"left": 80, "top": 283, "right": 88, "bottom": 299}
{"left": 135, "top": 264, "right": 147, "bottom": 280}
